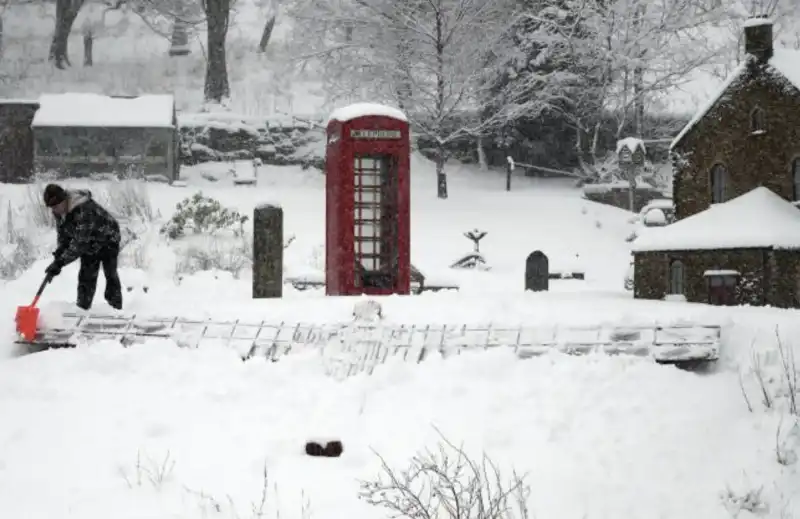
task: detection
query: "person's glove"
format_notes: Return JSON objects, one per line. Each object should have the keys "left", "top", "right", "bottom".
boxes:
{"left": 45, "top": 260, "right": 62, "bottom": 277}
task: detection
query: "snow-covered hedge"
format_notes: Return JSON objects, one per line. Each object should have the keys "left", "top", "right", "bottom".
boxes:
{"left": 178, "top": 112, "right": 325, "bottom": 171}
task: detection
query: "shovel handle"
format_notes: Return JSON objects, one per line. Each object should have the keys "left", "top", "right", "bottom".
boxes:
{"left": 31, "top": 273, "right": 53, "bottom": 307}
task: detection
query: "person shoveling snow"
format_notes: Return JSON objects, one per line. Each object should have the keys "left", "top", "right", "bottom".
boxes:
{"left": 42, "top": 184, "right": 123, "bottom": 311}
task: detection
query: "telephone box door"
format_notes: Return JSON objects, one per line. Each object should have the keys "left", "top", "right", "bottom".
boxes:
{"left": 353, "top": 154, "right": 398, "bottom": 294}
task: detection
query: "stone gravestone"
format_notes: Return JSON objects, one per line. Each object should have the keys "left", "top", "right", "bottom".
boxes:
{"left": 253, "top": 204, "right": 283, "bottom": 298}
{"left": 525, "top": 250, "right": 549, "bottom": 291}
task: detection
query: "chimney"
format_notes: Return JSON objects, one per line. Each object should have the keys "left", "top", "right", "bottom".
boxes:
{"left": 744, "top": 16, "right": 773, "bottom": 62}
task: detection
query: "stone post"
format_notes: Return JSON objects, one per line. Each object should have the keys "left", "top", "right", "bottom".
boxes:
{"left": 252, "top": 203, "right": 283, "bottom": 298}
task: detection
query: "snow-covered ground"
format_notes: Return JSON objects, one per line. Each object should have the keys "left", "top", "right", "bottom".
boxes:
{"left": 0, "top": 341, "right": 798, "bottom": 519}
{"left": 1, "top": 155, "right": 800, "bottom": 518}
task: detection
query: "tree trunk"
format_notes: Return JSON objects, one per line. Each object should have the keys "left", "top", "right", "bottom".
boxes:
{"left": 83, "top": 31, "right": 93, "bottom": 66}
{"left": 258, "top": 14, "right": 276, "bottom": 53}
{"left": 434, "top": 9, "right": 447, "bottom": 199}
{"left": 633, "top": 64, "right": 645, "bottom": 136}
{"left": 395, "top": 37, "right": 413, "bottom": 110}
{"left": 204, "top": 0, "right": 231, "bottom": 103}
{"left": 49, "top": 0, "right": 84, "bottom": 69}
{"left": 436, "top": 145, "right": 448, "bottom": 200}
{"left": 632, "top": 4, "right": 646, "bottom": 137}
{"left": 477, "top": 136, "right": 487, "bottom": 171}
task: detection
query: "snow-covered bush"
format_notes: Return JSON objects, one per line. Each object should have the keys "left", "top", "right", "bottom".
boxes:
{"left": 160, "top": 192, "right": 249, "bottom": 240}
{"left": 102, "top": 179, "right": 155, "bottom": 224}
{"left": 0, "top": 230, "right": 39, "bottom": 280}
{"left": 0, "top": 194, "right": 54, "bottom": 280}
{"left": 23, "top": 182, "right": 56, "bottom": 229}
{"left": 739, "top": 329, "right": 798, "bottom": 417}
{"left": 174, "top": 236, "right": 252, "bottom": 278}
{"left": 720, "top": 485, "right": 769, "bottom": 516}
{"left": 359, "top": 430, "right": 529, "bottom": 519}
{"left": 736, "top": 273, "right": 762, "bottom": 307}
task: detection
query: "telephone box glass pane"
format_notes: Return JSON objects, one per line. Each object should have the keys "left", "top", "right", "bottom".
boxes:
{"left": 353, "top": 154, "right": 399, "bottom": 290}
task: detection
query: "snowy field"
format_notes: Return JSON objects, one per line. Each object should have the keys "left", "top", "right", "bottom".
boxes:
{"left": 1, "top": 156, "right": 800, "bottom": 519}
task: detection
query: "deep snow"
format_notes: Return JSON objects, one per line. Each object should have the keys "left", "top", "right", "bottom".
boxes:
{"left": 1, "top": 156, "right": 799, "bottom": 519}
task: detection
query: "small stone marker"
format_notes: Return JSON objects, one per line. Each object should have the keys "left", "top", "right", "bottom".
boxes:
{"left": 525, "top": 250, "right": 549, "bottom": 291}
{"left": 252, "top": 204, "right": 283, "bottom": 298}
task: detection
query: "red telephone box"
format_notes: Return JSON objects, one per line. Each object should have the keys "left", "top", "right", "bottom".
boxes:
{"left": 325, "top": 103, "right": 411, "bottom": 296}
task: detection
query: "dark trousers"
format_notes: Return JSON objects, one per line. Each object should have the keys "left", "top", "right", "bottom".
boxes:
{"left": 77, "top": 247, "right": 122, "bottom": 310}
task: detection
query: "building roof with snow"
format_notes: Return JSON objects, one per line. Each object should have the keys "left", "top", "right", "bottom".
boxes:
{"left": 32, "top": 93, "right": 175, "bottom": 128}
{"left": 670, "top": 20, "right": 800, "bottom": 150}
{"left": 631, "top": 187, "right": 800, "bottom": 252}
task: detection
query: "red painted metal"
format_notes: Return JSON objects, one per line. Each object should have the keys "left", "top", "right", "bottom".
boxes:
{"left": 325, "top": 111, "right": 410, "bottom": 296}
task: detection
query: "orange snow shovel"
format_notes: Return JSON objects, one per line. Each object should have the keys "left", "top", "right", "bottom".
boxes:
{"left": 15, "top": 273, "right": 53, "bottom": 342}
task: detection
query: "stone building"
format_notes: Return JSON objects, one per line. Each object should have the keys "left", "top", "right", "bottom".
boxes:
{"left": 670, "top": 17, "right": 800, "bottom": 220}
{"left": 632, "top": 17, "right": 800, "bottom": 308}
{"left": 632, "top": 187, "right": 800, "bottom": 307}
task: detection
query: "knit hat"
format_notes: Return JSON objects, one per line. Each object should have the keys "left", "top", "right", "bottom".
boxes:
{"left": 43, "top": 184, "right": 68, "bottom": 208}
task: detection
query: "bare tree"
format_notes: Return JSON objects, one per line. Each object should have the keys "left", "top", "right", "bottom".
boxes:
{"left": 289, "top": 0, "right": 514, "bottom": 199}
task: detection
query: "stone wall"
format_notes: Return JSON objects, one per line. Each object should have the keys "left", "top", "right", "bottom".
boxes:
{"left": 178, "top": 113, "right": 325, "bottom": 170}
{"left": 583, "top": 184, "right": 668, "bottom": 213}
{"left": 769, "top": 249, "right": 800, "bottom": 307}
{"left": 672, "top": 58, "right": 800, "bottom": 220}
{"left": 634, "top": 248, "right": 769, "bottom": 304}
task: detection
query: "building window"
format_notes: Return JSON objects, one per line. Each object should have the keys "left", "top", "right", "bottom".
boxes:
{"left": 669, "top": 260, "right": 685, "bottom": 295}
{"left": 793, "top": 158, "right": 800, "bottom": 202}
{"left": 750, "top": 107, "right": 766, "bottom": 134}
{"left": 710, "top": 163, "right": 729, "bottom": 203}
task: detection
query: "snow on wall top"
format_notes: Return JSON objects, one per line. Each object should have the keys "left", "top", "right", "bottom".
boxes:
{"left": 327, "top": 103, "right": 407, "bottom": 124}
{"left": 632, "top": 187, "right": 800, "bottom": 252}
{"left": 616, "top": 137, "right": 646, "bottom": 154}
{"left": 671, "top": 47, "right": 800, "bottom": 150}
{"left": 0, "top": 99, "right": 39, "bottom": 105}
{"left": 743, "top": 17, "right": 773, "bottom": 27}
{"left": 32, "top": 93, "right": 175, "bottom": 128}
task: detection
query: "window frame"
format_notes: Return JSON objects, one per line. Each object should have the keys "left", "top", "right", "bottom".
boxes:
{"left": 710, "top": 163, "right": 729, "bottom": 204}
{"left": 668, "top": 259, "right": 685, "bottom": 295}
{"left": 749, "top": 106, "right": 766, "bottom": 134}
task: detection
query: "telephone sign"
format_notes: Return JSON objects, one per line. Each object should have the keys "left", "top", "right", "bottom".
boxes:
{"left": 350, "top": 129, "right": 402, "bottom": 139}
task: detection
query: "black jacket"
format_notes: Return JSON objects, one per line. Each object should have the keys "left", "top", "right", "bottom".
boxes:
{"left": 54, "top": 190, "right": 121, "bottom": 266}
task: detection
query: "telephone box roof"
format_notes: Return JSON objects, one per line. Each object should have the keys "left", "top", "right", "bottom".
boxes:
{"left": 327, "top": 103, "right": 407, "bottom": 124}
